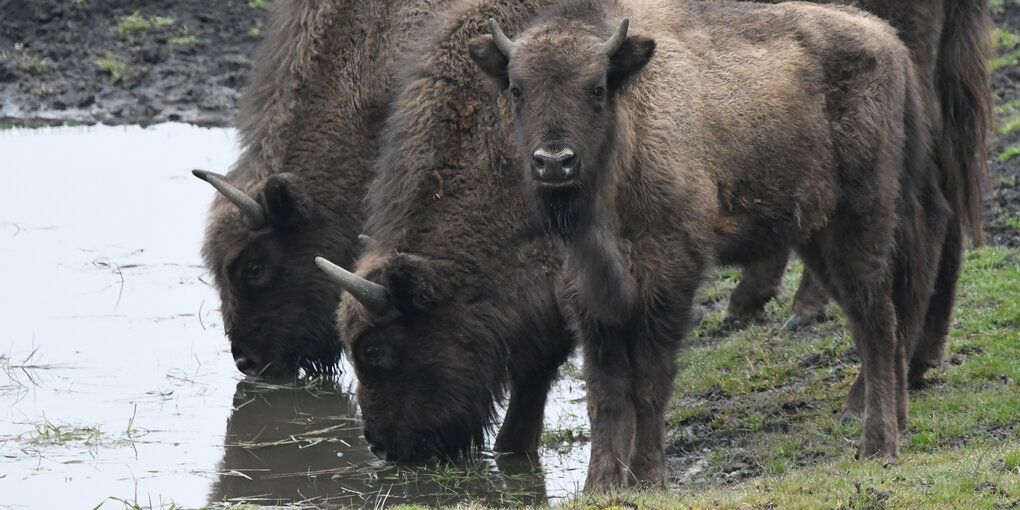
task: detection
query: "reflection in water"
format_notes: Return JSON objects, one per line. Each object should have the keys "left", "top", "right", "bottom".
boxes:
{"left": 209, "top": 378, "right": 549, "bottom": 507}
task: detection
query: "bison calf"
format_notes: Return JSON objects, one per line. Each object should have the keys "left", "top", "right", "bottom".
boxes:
{"left": 472, "top": 0, "right": 958, "bottom": 489}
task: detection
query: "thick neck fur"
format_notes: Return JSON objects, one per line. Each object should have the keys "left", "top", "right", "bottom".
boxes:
{"left": 548, "top": 105, "right": 640, "bottom": 326}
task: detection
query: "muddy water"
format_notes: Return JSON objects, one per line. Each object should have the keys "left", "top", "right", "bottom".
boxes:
{"left": 0, "top": 124, "right": 587, "bottom": 508}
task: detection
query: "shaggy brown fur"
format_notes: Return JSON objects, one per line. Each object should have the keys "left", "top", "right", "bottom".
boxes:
{"left": 744, "top": 0, "right": 994, "bottom": 389}
{"left": 329, "top": 0, "right": 575, "bottom": 460}
{"left": 196, "top": 0, "right": 449, "bottom": 377}
{"left": 198, "top": 0, "right": 988, "bottom": 385}
{"left": 327, "top": 0, "right": 990, "bottom": 469}
{"left": 472, "top": 0, "right": 964, "bottom": 488}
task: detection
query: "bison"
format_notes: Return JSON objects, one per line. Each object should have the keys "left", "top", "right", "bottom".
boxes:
{"left": 317, "top": 0, "right": 989, "bottom": 470}
{"left": 192, "top": 0, "right": 841, "bottom": 380}
{"left": 193, "top": 0, "right": 455, "bottom": 378}
{"left": 470, "top": 0, "right": 984, "bottom": 488}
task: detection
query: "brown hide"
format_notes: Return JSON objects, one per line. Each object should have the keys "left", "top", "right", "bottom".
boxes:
{"left": 331, "top": 0, "right": 990, "bottom": 470}
{"left": 196, "top": 0, "right": 449, "bottom": 378}
{"left": 488, "top": 0, "right": 958, "bottom": 489}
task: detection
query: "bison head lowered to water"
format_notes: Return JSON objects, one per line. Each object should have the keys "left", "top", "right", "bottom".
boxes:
{"left": 194, "top": 0, "right": 457, "bottom": 378}
{"left": 313, "top": 0, "right": 578, "bottom": 462}
{"left": 196, "top": 168, "right": 357, "bottom": 378}
{"left": 471, "top": 0, "right": 983, "bottom": 489}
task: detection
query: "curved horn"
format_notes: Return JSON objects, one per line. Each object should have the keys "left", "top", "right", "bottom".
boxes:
{"left": 192, "top": 169, "right": 266, "bottom": 230}
{"left": 600, "top": 18, "right": 629, "bottom": 57}
{"left": 314, "top": 256, "right": 391, "bottom": 316}
{"left": 488, "top": 18, "right": 516, "bottom": 58}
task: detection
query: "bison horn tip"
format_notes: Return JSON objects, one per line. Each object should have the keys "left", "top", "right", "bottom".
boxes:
{"left": 601, "top": 17, "right": 630, "bottom": 57}
{"left": 314, "top": 256, "right": 392, "bottom": 316}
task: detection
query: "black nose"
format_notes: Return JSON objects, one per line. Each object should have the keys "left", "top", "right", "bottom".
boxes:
{"left": 363, "top": 428, "right": 388, "bottom": 460}
{"left": 234, "top": 356, "right": 260, "bottom": 376}
{"left": 531, "top": 147, "right": 577, "bottom": 183}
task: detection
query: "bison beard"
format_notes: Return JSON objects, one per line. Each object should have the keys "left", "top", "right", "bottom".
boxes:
{"left": 534, "top": 185, "right": 584, "bottom": 239}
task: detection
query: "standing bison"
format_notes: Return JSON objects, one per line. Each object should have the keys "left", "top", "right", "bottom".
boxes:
{"left": 470, "top": 0, "right": 975, "bottom": 487}
{"left": 194, "top": 0, "right": 452, "bottom": 378}
{"left": 316, "top": 0, "right": 990, "bottom": 471}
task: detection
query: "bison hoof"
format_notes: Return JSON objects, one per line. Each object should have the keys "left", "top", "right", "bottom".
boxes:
{"left": 781, "top": 312, "right": 814, "bottom": 331}
{"left": 858, "top": 433, "right": 899, "bottom": 460}
{"left": 838, "top": 408, "right": 861, "bottom": 425}
{"left": 857, "top": 442, "right": 899, "bottom": 460}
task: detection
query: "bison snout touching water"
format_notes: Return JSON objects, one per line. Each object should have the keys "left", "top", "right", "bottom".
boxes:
{"left": 195, "top": 168, "right": 350, "bottom": 378}
{"left": 473, "top": 0, "right": 976, "bottom": 489}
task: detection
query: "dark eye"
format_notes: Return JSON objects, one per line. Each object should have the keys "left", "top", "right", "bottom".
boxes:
{"left": 243, "top": 262, "right": 264, "bottom": 282}
{"left": 592, "top": 86, "right": 605, "bottom": 100}
{"left": 510, "top": 87, "right": 522, "bottom": 101}
{"left": 365, "top": 345, "right": 383, "bottom": 363}
{"left": 361, "top": 344, "right": 391, "bottom": 369}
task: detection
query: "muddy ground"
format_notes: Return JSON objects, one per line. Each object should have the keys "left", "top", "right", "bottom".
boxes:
{"left": 2, "top": 0, "right": 1019, "bottom": 501}
{"left": 0, "top": 0, "right": 267, "bottom": 126}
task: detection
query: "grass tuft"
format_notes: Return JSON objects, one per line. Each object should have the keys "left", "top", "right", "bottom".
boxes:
{"left": 96, "top": 54, "right": 127, "bottom": 84}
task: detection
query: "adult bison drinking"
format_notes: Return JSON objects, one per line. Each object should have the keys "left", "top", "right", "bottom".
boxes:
{"left": 194, "top": 0, "right": 451, "bottom": 378}
{"left": 470, "top": 0, "right": 980, "bottom": 488}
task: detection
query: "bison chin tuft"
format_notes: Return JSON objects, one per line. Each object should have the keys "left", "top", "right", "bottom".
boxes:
{"left": 533, "top": 184, "right": 586, "bottom": 240}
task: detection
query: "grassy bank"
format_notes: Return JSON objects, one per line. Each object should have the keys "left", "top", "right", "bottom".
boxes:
{"left": 553, "top": 246, "right": 1019, "bottom": 509}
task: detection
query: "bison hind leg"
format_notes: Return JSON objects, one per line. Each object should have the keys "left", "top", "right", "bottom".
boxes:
{"left": 726, "top": 252, "right": 789, "bottom": 323}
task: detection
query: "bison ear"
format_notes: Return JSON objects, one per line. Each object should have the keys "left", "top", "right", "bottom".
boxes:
{"left": 262, "top": 173, "right": 314, "bottom": 230}
{"left": 386, "top": 253, "right": 451, "bottom": 314}
{"left": 608, "top": 35, "right": 655, "bottom": 89}
{"left": 469, "top": 35, "right": 510, "bottom": 89}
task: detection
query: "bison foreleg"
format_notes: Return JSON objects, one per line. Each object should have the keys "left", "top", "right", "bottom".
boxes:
{"left": 627, "top": 300, "right": 690, "bottom": 486}
{"left": 581, "top": 321, "right": 637, "bottom": 490}
{"left": 494, "top": 355, "right": 568, "bottom": 454}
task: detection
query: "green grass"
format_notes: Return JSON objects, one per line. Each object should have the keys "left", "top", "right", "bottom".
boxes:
{"left": 541, "top": 426, "right": 589, "bottom": 452}
{"left": 999, "top": 143, "right": 1020, "bottom": 161}
{"left": 150, "top": 16, "right": 174, "bottom": 28}
{"left": 248, "top": 27, "right": 261, "bottom": 38}
{"left": 96, "top": 53, "right": 127, "bottom": 83}
{"left": 117, "top": 12, "right": 175, "bottom": 39}
{"left": 991, "top": 27, "right": 1020, "bottom": 71}
{"left": 168, "top": 35, "right": 198, "bottom": 46}
{"left": 0, "top": 44, "right": 53, "bottom": 74}
{"left": 595, "top": 247, "right": 1020, "bottom": 509}
{"left": 564, "top": 443, "right": 1020, "bottom": 509}
{"left": 248, "top": 0, "right": 267, "bottom": 8}
{"left": 1006, "top": 215, "right": 1020, "bottom": 229}
{"left": 117, "top": 11, "right": 150, "bottom": 38}
{"left": 1000, "top": 115, "right": 1020, "bottom": 135}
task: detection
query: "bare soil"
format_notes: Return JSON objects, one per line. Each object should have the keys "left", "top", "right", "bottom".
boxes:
{"left": 0, "top": 0, "right": 266, "bottom": 126}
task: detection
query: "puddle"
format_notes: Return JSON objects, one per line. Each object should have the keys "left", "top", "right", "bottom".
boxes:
{"left": 0, "top": 124, "right": 588, "bottom": 508}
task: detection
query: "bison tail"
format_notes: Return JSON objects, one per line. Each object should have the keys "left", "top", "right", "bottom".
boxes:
{"left": 936, "top": 0, "right": 994, "bottom": 245}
